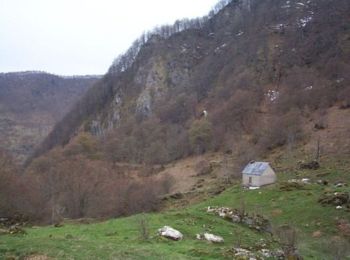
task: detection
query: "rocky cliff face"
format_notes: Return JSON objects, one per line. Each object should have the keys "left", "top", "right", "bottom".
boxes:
{"left": 0, "top": 72, "right": 99, "bottom": 163}
{"left": 34, "top": 0, "right": 350, "bottom": 162}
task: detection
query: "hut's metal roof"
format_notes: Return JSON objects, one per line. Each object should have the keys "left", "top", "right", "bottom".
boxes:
{"left": 242, "top": 162, "right": 270, "bottom": 176}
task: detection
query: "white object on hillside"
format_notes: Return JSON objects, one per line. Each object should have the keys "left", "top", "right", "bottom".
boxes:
{"left": 203, "top": 233, "right": 224, "bottom": 243}
{"left": 158, "top": 226, "right": 183, "bottom": 240}
{"left": 203, "top": 110, "right": 208, "bottom": 117}
{"left": 207, "top": 206, "right": 215, "bottom": 213}
{"left": 301, "top": 178, "right": 310, "bottom": 184}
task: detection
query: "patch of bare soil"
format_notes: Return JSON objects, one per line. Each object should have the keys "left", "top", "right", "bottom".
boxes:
{"left": 153, "top": 153, "right": 239, "bottom": 210}
{"left": 306, "top": 107, "right": 350, "bottom": 156}
{"left": 24, "top": 255, "right": 51, "bottom": 260}
{"left": 155, "top": 153, "right": 227, "bottom": 194}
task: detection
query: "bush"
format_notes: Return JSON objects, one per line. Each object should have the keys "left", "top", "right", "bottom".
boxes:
{"left": 274, "top": 225, "right": 301, "bottom": 259}
{"left": 189, "top": 119, "right": 213, "bottom": 154}
{"left": 137, "top": 214, "right": 150, "bottom": 241}
{"left": 257, "top": 109, "right": 303, "bottom": 151}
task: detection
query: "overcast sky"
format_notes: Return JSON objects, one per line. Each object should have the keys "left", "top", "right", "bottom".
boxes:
{"left": 0, "top": 0, "right": 219, "bottom": 76}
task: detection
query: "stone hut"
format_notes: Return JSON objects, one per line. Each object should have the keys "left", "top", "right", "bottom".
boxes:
{"left": 242, "top": 161, "right": 276, "bottom": 187}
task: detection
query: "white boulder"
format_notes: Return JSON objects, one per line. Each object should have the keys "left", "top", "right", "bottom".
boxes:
{"left": 203, "top": 233, "right": 224, "bottom": 243}
{"left": 158, "top": 226, "right": 183, "bottom": 241}
{"left": 302, "top": 178, "right": 310, "bottom": 184}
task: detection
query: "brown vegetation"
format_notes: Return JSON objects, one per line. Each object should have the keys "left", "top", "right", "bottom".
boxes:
{"left": 1, "top": 139, "right": 174, "bottom": 223}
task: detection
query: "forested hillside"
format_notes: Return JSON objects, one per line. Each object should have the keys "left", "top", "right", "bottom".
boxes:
{"left": 33, "top": 0, "right": 350, "bottom": 165}
{"left": 0, "top": 72, "right": 99, "bottom": 163}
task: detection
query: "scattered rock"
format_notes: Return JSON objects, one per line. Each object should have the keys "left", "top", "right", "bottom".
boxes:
{"left": 318, "top": 192, "right": 349, "bottom": 206}
{"left": 299, "top": 160, "right": 320, "bottom": 170}
{"left": 8, "top": 225, "right": 26, "bottom": 235}
{"left": 203, "top": 233, "right": 224, "bottom": 243}
{"left": 317, "top": 180, "right": 328, "bottom": 186}
{"left": 301, "top": 178, "right": 310, "bottom": 184}
{"left": 206, "top": 206, "right": 271, "bottom": 233}
{"left": 158, "top": 226, "right": 183, "bottom": 241}
{"left": 0, "top": 213, "right": 28, "bottom": 228}
{"left": 334, "top": 181, "right": 347, "bottom": 188}
{"left": 272, "top": 249, "right": 285, "bottom": 259}
{"left": 228, "top": 247, "right": 284, "bottom": 259}
{"left": 288, "top": 178, "right": 311, "bottom": 184}
{"left": 259, "top": 248, "right": 272, "bottom": 258}
{"left": 280, "top": 181, "right": 305, "bottom": 191}
{"left": 232, "top": 247, "right": 256, "bottom": 259}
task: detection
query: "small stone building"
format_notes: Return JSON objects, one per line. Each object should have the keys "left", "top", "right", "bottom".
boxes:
{"left": 242, "top": 161, "right": 276, "bottom": 187}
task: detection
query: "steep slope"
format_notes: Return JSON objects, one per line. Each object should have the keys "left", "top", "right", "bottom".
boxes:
{"left": 34, "top": 0, "right": 350, "bottom": 165}
{"left": 0, "top": 71, "right": 99, "bottom": 163}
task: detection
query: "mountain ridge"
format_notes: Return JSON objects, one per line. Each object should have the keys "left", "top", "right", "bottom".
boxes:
{"left": 0, "top": 71, "right": 100, "bottom": 163}
{"left": 32, "top": 0, "right": 350, "bottom": 164}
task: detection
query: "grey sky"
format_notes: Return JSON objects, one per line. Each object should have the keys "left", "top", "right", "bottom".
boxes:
{"left": 0, "top": 0, "right": 219, "bottom": 76}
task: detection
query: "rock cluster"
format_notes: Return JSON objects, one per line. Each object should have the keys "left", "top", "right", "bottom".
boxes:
{"left": 206, "top": 207, "right": 271, "bottom": 233}
{"left": 231, "top": 247, "right": 284, "bottom": 259}
{"left": 0, "top": 214, "right": 28, "bottom": 227}
{"left": 299, "top": 160, "right": 320, "bottom": 170}
{"left": 318, "top": 191, "right": 350, "bottom": 208}
{"left": 288, "top": 178, "right": 310, "bottom": 184}
{"left": 0, "top": 214, "right": 27, "bottom": 235}
{"left": 0, "top": 224, "right": 26, "bottom": 235}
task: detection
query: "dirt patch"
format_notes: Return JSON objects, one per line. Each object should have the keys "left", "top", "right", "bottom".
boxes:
{"left": 154, "top": 153, "right": 223, "bottom": 194}
{"left": 312, "top": 231, "right": 322, "bottom": 238}
{"left": 24, "top": 255, "right": 51, "bottom": 260}
{"left": 271, "top": 209, "right": 283, "bottom": 217}
{"left": 306, "top": 107, "right": 350, "bottom": 156}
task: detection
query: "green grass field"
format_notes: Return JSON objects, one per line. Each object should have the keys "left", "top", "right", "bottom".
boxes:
{"left": 1, "top": 158, "right": 350, "bottom": 259}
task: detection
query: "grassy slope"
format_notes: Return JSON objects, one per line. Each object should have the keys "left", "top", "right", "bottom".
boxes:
{"left": 1, "top": 158, "right": 350, "bottom": 260}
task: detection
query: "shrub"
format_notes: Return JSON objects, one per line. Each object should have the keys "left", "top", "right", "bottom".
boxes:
{"left": 137, "top": 213, "right": 150, "bottom": 241}
{"left": 258, "top": 109, "right": 303, "bottom": 151}
{"left": 188, "top": 119, "right": 213, "bottom": 154}
{"left": 274, "top": 225, "right": 301, "bottom": 259}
